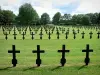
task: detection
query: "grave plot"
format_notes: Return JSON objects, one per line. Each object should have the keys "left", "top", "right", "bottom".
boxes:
{"left": 0, "top": 25, "right": 100, "bottom": 75}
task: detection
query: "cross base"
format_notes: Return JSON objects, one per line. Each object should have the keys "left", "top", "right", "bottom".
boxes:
{"left": 60, "top": 58, "right": 66, "bottom": 66}
{"left": 36, "top": 59, "right": 41, "bottom": 67}
{"left": 12, "top": 59, "right": 17, "bottom": 67}
{"left": 84, "top": 58, "right": 90, "bottom": 65}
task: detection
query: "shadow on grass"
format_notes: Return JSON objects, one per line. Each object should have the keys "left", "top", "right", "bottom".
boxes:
{"left": 0, "top": 66, "right": 13, "bottom": 71}
{"left": 78, "top": 65, "right": 87, "bottom": 70}
{"left": 23, "top": 66, "right": 38, "bottom": 71}
{"left": 51, "top": 66, "right": 62, "bottom": 71}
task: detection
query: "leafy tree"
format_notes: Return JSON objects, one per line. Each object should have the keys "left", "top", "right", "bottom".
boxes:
{"left": 81, "top": 15, "right": 90, "bottom": 25}
{"left": 40, "top": 13, "right": 50, "bottom": 25}
{"left": 52, "top": 12, "right": 61, "bottom": 25}
{"left": 0, "top": 10, "right": 15, "bottom": 25}
{"left": 16, "top": 3, "right": 39, "bottom": 26}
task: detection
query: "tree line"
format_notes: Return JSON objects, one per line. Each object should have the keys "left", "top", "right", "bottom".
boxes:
{"left": 0, "top": 3, "right": 100, "bottom": 26}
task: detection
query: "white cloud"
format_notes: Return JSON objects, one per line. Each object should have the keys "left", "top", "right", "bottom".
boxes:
{"left": 0, "top": 0, "right": 100, "bottom": 19}
{"left": 72, "top": 0, "right": 100, "bottom": 15}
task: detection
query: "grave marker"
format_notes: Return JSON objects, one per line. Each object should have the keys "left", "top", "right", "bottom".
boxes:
{"left": 22, "top": 32, "right": 25, "bottom": 40}
{"left": 97, "top": 31, "right": 100, "bottom": 39}
{"left": 32, "top": 45, "right": 45, "bottom": 66}
{"left": 39, "top": 32, "right": 43, "bottom": 40}
{"left": 82, "top": 44, "right": 93, "bottom": 65}
{"left": 89, "top": 31, "right": 93, "bottom": 39}
{"left": 13, "top": 31, "right": 17, "bottom": 40}
{"left": 4, "top": 32, "right": 8, "bottom": 40}
{"left": 73, "top": 31, "right": 77, "bottom": 39}
{"left": 58, "top": 45, "right": 70, "bottom": 66}
{"left": 8, "top": 45, "right": 20, "bottom": 67}
{"left": 31, "top": 32, "right": 35, "bottom": 40}
{"left": 81, "top": 31, "right": 85, "bottom": 39}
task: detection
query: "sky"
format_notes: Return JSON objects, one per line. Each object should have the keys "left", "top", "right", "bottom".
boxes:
{"left": 0, "top": 0, "right": 100, "bottom": 19}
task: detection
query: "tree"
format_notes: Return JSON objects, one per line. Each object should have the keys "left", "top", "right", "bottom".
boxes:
{"left": 59, "top": 14, "right": 72, "bottom": 25}
{"left": 52, "top": 12, "right": 61, "bottom": 25}
{"left": 0, "top": 10, "right": 15, "bottom": 25}
{"left": 16, "top": 3, "right": 39, "bottom": 26}
{"left": 81, "top": 15, "right": 90, "bottom": 25}
{"left": 40, "top": 13, "right": 50, "bottom": 25}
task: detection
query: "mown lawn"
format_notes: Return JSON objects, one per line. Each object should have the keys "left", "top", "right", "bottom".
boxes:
{"left": 0, "top": 26, "right": 100, "bottom": 75}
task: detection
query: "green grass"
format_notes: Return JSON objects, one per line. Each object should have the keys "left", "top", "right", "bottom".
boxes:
{"left": 0, "top": 25, "right": 100, "bottom": 75}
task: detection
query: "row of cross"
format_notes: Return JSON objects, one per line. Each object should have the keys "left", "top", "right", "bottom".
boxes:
{"left": 3, "top": 31, "right": 100, "bottom": 40}
{"left": 7, "top": 44, "right": 93, "bottom": 67}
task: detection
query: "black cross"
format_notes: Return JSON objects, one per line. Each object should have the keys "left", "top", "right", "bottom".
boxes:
{"left": 89, "top": 31, "right": 93, "bottom": 39}
{"left": 65, "top": 32, "right": 69, "bottom": 39}
{"left": 77, "top": 29, "right": 80, "bottom": 33}
{"left": 81, "top": 31, "right": 85, "bottom": 39}
{"left": 72, "top": 29, "right": 75, "bottom": 34}
{"left": 82, "top": 44, "right": 93, "bottom": 65}
{"left": 56, "top": 31, "right": 60, "bottom": 39}
{"left": 13, "top": 31, "right": 17, "bottom": 40}
{"left": 22, "top": 32, "right": 25, "bottom": 40}
{"left": 31, "top": 32, "right": 35, "bottom": 40}
{"left": 4, "top": 32, "right": 8, "bottom": 40}
{"left": 39, "top": 32, "right": 43, "bottom": 40}
{"left": 97, "top": 31, "right": 100, "bottom": 39}
{"left": 47, "top": 31, "right": 51, "bottom": 39}
{"left": 73, "top": 32, "right": 77, "bottom": 39}
{"left": 58, "top": 45, "right": 70, "bottom": 66}
{"left": 32, "top": 45, "right": 45, "bottom": 66}
{"left": 8, "top": 45, "right": 20, "bottom": 67}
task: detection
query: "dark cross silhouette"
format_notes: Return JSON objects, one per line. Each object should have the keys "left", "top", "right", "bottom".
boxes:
{"left": 4, "top": 32, "right": 8, "bottom": 40}
{"left": 8, "top": 45, "right": 20, "bottom": 67}
{"left": 81, "top": 31, "right": 85, "bottom": 39}
{"left": 65, "top": 32, "right": 69, "bottom": 39}
{"left": 22, "top": 32, "right": 25, "bottom": 40}
{"left": 39, "top": 32, "right": 43, "bottom": 40}
{"left": 82, "top": 44, "right": 93, "bottom": 65}
{"left": 47, "top": 31, "right": 51, "bottom": 39}
{"left": 89, "top": 31, "right": 93, "bottom": 39}
{"left": 77, "top": 29, "right": 80, "bottom": 33}
{"left": 58, "top": 45, "right": 70, "bottom": 66}
{"left": 97, "top": 31, "right": 100, "bottom": 39}
{"left": 31, "top": 32, "right": 35, "bottom": 40}
{"left": 13, "top": 27, "right": 16, "bottom": 32}
{"left": 56, "top": 31, "right": 60, "bottom": 39}
{"left": 32, "top": 45, "right": 45, "bottom": 67}
{"left": 73, "top": 32, "right": 77, "bottom": 39}
{"left": 13, "top": 31, "right": 17, "bottom": 40}
{"left": 72, "top": 29, "right": 75, "bottom": 34}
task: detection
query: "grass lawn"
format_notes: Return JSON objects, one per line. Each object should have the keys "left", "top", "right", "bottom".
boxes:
{"left": 0, "top": 25, "right": 100, "bottom": 75}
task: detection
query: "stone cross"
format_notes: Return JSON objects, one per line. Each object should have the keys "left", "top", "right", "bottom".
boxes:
{"left": 82, "top": 44, "right": 93, "bottom": 65}
{"left": 31, "top": 32, "right": 35, "bottom": 40}
{"left": 89, "top": 31, "right": 93, "bottom": 39}
{"left": 39, "top": 32, "right": 43, "bottom": 40}
{"left": 8, "top": 45, "right": 20, "bottom": 67}
{"left": 13, "top": 31, "right": 17, "bottom": 40}
{"left": 22, "top": 32, "right": 26, "bottom": 40}
{"left": 65, "top": 32, "right": 69, "bottom": 39}
{"left": 32, "top": 45, "right": 45, "bottom": 67}
{"left": 56, "top": 31, "right": 60, "bottom": 39}
{"left": 81, "top": 31, "right": 85, "bottom": 39}
{"left": 97, "top": 31, "right": 100, "bottom": 39}
{"left": 58, "top": 45, "right": 70, "bottom": 66}
{"left": 73, "top": 31, "right": 77, "bottom": 39}
{"left": 4, "top": 32, "right": 8, "bottom": 40}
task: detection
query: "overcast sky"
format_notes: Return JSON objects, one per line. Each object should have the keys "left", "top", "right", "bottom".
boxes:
{"left": 0, "top": 0, "right": 100, "bottom": 19}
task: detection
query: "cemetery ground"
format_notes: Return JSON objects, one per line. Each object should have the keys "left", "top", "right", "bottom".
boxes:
{"left": 0, "top": 25, "right": 100, "bottom": 75}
